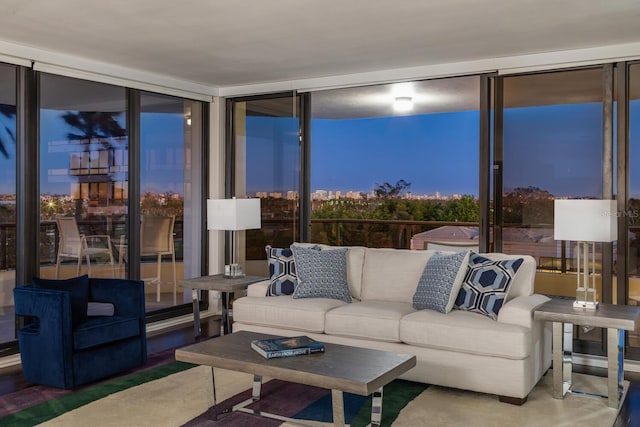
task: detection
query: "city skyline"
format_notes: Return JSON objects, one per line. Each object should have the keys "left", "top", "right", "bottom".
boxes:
{"left": 0, "top": 101, "right": 639, "bottom": 199}
{"left": 244, "top": 102, "right": 637, "bottom": 199}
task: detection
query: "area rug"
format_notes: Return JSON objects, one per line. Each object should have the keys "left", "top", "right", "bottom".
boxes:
{"left": 0, "top": 364, "right": 623, "bottom": 427}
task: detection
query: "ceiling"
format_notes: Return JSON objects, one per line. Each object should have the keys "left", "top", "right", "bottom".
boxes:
{"left": 0, "top": 0, "right": 638, "bottom": 92}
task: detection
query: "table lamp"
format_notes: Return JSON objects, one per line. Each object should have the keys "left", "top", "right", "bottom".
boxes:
{"left": 207, "top": 197, "right": 261, "bottom": 278}
{"left": 554, "top": 199, "right": 617, "bottom": 310}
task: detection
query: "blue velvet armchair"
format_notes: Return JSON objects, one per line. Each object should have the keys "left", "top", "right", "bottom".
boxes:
{"left": 14, "top": 276, "right": 147, "bottom": 389}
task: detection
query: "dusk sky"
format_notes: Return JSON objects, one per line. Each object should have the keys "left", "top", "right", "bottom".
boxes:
{"left": 0, "top": 102, "right": 639, "bottom": 198}
{"left": 246, "top": 102, "right": 639, "bottom": 198}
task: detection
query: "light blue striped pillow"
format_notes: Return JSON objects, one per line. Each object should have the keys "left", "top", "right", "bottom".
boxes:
{"left": 413, "top": 250, "right": 470, "bottom": 313}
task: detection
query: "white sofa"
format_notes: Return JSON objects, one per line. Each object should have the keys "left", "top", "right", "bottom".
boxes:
{"left": 233, "top": 244, "right": 552, "bottom": 404}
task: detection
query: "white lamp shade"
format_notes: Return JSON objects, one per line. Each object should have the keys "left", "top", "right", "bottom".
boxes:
{"left": 554, "top": 199, "right": 617, "bottom": 242}
{"left": 207, "top": 198, "right": 261, "bottom": 231}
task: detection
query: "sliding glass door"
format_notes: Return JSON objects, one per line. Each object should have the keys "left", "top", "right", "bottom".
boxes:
{"left": 0, "top": 64, "right": 16, "bottom": 345}
{"left": 39, "top": 74, "right": 127, "bottom": 281}
{"left": 230, "top": 95, "right": 301, "bottom": 276}
{"left": 139, "top": 92, "right": 203, "bottom": 307}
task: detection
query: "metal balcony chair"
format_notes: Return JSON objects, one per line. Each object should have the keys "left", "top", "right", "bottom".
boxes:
{"left": 141, "top": 215, "right": 177, "bottom": 304}
{"left": 55, "top": 217, "right": 115, "bottom": 278}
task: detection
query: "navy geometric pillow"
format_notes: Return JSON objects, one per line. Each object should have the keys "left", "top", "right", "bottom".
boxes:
{"left": 265, "top": 245, "right": 297, "bottom": 296}
{"left": 454, "top": 253, "right": 523, "bottom": 320}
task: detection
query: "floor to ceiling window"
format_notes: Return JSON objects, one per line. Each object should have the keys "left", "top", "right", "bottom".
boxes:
{"left": 39, "top": 74, "right": 127, "bottom": 284}
{"left": 310, "top": 77, "right": 481, "bottom": 250}
{"left": 37, "top": 75, "right": 205, "bottom": 314}
{"left": 627, "top": 62, "right": 640, "bottom": 349}
{"left": 0, "top": 64, "right": 16, "bottom": 345}
{"left": 140, "top": 92, "right": 203, "bottom": 306}
{"left": 231, "top": 95, "right": 300, "bottom": 276}
{"left": 499, "top": 68, "right": 606, "bottom": 296}
{"left": 498, "top": 68, "right": 608, "bottom": 350}
{"left": 0, "top": 65, "right": 208, "bottom": 353}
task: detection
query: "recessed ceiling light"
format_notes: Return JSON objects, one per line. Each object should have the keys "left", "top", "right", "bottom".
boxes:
{"left": 394, "top": 96, "right": 413, "bottom": 112}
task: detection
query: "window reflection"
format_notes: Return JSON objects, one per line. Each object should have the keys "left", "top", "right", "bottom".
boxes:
{"left": 234, "top": 96, "right": 300, "bottom": 274}
{"left": 140, "top": 92, "right": 202, "bottom": 307}
{"left": 501, "top": 68, "right": 605, "bottom": 299}
{"left": 310, "top": 77, "right": 481, "bottom": 249}
{"left": 0, "top": 63, "right": 16, "bottom": 346}
{"left": 39, "top": 74, "right": 127, "bottom": 280}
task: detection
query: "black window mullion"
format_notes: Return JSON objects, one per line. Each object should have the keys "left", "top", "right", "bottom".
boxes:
{"left": 300, "top": 92, "right": 311, "bottom": 242}
{"left": 479, "top": 74, "right": 493, "bottom": 253}
{"left": 126, "top": 88, "right": 141, "bottom": 280}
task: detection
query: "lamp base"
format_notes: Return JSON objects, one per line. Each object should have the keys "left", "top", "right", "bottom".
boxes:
{"left": 573, "top": 300, "right": 598, "bottom": 310}
{"left": 223, "top": 263, "right": 244, "bottom": 279}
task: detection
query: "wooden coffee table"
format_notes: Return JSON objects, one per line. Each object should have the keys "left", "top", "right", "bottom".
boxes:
{"left": 175, "top": 331, "right": 416, "bottom": 427}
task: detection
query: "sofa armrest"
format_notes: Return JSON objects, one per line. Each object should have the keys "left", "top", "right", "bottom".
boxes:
{"left": 247, "top": 280, "right": 270, "bottom": 297}
{"left": 497, "top": 294, "right": 551, "bottom": 329}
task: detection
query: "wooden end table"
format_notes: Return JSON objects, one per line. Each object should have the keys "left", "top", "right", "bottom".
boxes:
{"left": 534, "top": 297, "right": 640, "bottom": 408}
{"left": 175, "top": 331, "right": 416, "bottom": 427}
{"left": 179, "top": 274, "right": 267, "bottom": 338}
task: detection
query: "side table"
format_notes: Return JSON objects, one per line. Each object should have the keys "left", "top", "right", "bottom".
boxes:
{"left": 534, "top": 298, "right": 640, "bottom": 408}
{"left": 179, "top": 274, "right": 268, "bottom": 339}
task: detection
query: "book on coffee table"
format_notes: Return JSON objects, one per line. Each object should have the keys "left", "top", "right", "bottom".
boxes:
{"left": 251, "top": 335, "right": 325, "bottom": 359}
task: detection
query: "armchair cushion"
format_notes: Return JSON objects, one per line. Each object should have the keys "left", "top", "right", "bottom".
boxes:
{"left": 74, "top": 316, "right": 141, "bottom": 350}
{"left": 33, "top": 275, "right": 89, "bottom": 326}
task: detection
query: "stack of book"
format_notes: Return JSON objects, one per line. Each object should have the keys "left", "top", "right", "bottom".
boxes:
{"left": 251, "top": 335, "right": 325, "bottom": 359}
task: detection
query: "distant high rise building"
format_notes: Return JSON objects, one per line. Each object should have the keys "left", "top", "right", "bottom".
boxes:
{"left": 286, "top": 190, "right": 299, "bottom": 200}
{"left": 312, "top": 190, "right": 328, "bottom": 200}
{"left": 255, "top": 192, "right": 268, "bottom": 198}
{"left": 269, "top": 192, "right": 283, "bottom": 199}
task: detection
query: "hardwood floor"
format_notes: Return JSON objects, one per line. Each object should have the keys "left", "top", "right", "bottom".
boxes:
{"left": 1, "top": 318, "right": 639, "bottom": 426}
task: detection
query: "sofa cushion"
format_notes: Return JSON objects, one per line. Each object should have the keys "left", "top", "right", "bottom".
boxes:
{"left": 233, "top": 295, "right": 347, "bottom": 333}
{"left": 400, "top": 309, "right": 531, "bottom": 359}
{"left": 454, "top": 253, "right": 524, "bottom": 320}
{"left": 265, "top": 245, "right": 298, "bottom": 296}
{"left": 361, "top": 248, "right": 434, "bottom": 303}
{"left": 325, "top": 301, "right": 416, "bottom": 343}
{"left": 33, "top": 275, "right": 90, "bottom": 326}
{"left": 73, "top": 316, "right": 140, "bottom": 350}
{"left": 292, "top": 246, "right": 352, "bottom": 302}
{"left": 413, "top": 250, "right": 470, "bottom": 313}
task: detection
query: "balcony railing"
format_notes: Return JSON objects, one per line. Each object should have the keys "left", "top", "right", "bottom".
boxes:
{"left": 0, "top": 219, "right": 184, "bottom": 271}
{"left": 4, "top": 217, "right": 640, "bottom": 276}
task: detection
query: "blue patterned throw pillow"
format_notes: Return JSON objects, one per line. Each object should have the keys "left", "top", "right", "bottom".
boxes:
{"left": 291, "top": 245, "right": 352, "bottom": 303}
{"left": 454, "top": 253, "right": 524, "bottom": 320}
{"left": 413, "top": 251, "right": 470, "bottom": 313}
{"left": 265, "top": 246, "right": 298, "bottom": 296}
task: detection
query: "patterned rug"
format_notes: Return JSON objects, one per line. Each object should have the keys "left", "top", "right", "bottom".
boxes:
{"left": 0, "top": 363, "right": 623, "bottom": 427}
